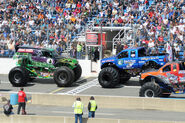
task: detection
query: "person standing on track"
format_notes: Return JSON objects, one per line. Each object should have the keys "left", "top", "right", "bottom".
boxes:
{"left": 17, "top": 87, "right": 27, "bottom": 115}
{"left": 88, "top": 96, "right": 97, "bottom": 118}
{"left": 73, "top": 97, "right": 84, "bottom": 123}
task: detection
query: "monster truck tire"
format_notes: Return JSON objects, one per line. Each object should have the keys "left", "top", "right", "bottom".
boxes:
{"left": 98, "top": 67, "right": 119, "bottom": 88}
{"left": 73, "top": 64, "right": 82, "bottom": 81}
{"left": 119, "top": 72, "right": 131, "bottom": 84}
{"left": 161, "top": 89, "right": 171, "bottom": 98}
{"left": 54, "top": 66, "right": 75, "bottom": 87}
{"left": 29, "top": 78, "right": 35, "bottom": 82}
{"left": 8, "top": 67, "right": 29, "bottom": 87}
{"left": 139, "top": 82, "right": 162, "bottom": 97}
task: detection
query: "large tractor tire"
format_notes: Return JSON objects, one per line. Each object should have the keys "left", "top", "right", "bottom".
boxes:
{"left": 119, "top": 72, "right": 131, "bottom": 84}
{"left": 139, "top": 82, "right": 162, "bottom": 97}
{"left": 98, "top": 67, "right": 119, "bottom": 88}
{"left": 8, "top": 67, "right": 29, "bottom": 87}
{"left": 73, "top": 64, "right": 82, "bottom": 81}
{"left": 54, "top": 66, "right": 75, "bottom": 87}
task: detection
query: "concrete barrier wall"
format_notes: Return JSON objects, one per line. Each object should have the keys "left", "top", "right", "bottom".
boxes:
{"left": 32, "top": 94, "right": 185, "bottom": 112}
{"left": 0, "top": 58, "right": 100, "bottom": 77}
{"left": 0, "top": 93, "right": 10, "bottom": 103}
{"left": 1, "top": 115, "right": 185, "bottom": 123}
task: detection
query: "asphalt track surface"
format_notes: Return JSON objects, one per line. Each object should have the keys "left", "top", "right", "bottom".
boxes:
{"left": 1, "top": 103, "right": 185, "bottom": 122}
{"left": 1, "top": 74, "right": 185, "bottom": 121}
{"left": 1, "top": 74, "right": 185, "bottom": 98}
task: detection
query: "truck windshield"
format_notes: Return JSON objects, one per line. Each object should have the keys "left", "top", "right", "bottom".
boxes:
{"left": 163, "top": 65, "right": 171, "bottom": 72}
{"left": 51, "top": 50, "right": 59, "bottom": 57}
{"left": 138, "top": 48, "right": 146, "bottom": 57}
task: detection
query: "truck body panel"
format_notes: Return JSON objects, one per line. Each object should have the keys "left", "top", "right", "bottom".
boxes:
{"left": 101, "top": 47, "right": 168, "bottom": 75}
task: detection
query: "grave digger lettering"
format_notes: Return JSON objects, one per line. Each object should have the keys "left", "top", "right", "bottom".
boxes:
{"left": 9, "top": 46, "right": 82, "bottom": 87}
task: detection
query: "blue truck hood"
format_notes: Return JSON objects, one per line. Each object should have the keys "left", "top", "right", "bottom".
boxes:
{"left": 101, "top": 56, "right": 116, "bottom": 63}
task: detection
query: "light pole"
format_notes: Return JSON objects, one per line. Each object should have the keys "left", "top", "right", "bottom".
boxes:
{"left": 100, "top": 21, "right": 103, "bottom": 60}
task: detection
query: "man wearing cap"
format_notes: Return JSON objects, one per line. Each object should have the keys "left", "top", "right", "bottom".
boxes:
{"left": 73, "top": 97, "right": 83, "bottom": 123}
{"left": 88, "top": 96, "right": 97, "bottom": 118}
{"left": 17, "top": 87, "right": 27, "bottom": 115}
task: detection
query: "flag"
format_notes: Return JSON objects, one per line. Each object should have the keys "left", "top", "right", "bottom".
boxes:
{"left": 166, "top": 42, "right": 172, "bottom": 61}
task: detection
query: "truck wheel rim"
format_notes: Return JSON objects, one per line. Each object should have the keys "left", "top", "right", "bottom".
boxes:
{"left": 102, "top": 74, "right": 110, "bottom": 82}
{"left": 144, "top": 89, "right": 154, "bottom": 97}
{"left": 58, "top": 72, "right": 67, "bottom": 81}
{"left": 14, "top": 72, "right": 22, "bottom": 82}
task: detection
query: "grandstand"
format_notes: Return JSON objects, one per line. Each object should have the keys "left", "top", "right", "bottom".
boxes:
{"left": 0, "top": 0, "right": 184, "bottom": 60}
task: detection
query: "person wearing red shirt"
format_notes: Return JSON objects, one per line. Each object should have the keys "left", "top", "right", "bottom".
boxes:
{"left": 77, "top": 2, "right": 81, "bottom": 8}
{"left": 148, "top": 11, "right": 154, "bottom": 18}
{"left": 158, "top": 35, "right": 164, "bottom": 42}
{"left": 17, "top": 88, "right": 27, "bottom": 115}
{"left": 117, "top": 17, "right": 123, "bottom": 24}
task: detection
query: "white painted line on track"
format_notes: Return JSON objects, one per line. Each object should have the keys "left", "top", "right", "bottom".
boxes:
{"left": 123, "top": 86, "right": 141, "bottom": 89}
{"left": 0, "top": 81, "right": 8, "bottom": 84}
{"left": 52, "top": 111, "right": 115, "bottom": 116}
{"left": 59, "top": 79, "right": 98, "bottom": 95}
{"left": 94, "top": 84, "right": 141, "bottom": 89}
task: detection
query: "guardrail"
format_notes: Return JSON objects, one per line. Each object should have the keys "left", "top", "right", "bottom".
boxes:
{"left": 1, "top": 115, "right": 184, "bottom": 123}
{"left": 2, "top": 92, "right": 185, "bottom": 113}
{"left": 31, "top": 94, "right": 185, "bottom": 113}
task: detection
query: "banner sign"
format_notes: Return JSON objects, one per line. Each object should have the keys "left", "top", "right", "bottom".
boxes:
{"left": 86, "top": 32, "right": 98, "bottom": 45}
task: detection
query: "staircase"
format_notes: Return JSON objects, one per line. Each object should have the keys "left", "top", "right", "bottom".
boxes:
{"left": 112, "top": 29, "right": 126, "bottom": 50}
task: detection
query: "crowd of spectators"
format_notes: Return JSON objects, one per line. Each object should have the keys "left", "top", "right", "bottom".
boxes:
{"left": 0, "top": 0, "right": 103, "bottom": 58}
{"left": 0, "top": 0, "right": 184, "bottom": 60}
{"left": 98, "top": 0, "right": 184, "bottom": 60}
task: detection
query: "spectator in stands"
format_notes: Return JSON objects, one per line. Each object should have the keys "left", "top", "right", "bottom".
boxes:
{"left": 0, "top": 47, "right": 4, "bottom": 56}
{"left": 77, "top": 42, "right": 82, "bottom": 59}
{"left": 148, "top": 39, "right": 155, "bottom": 54}
{"left": 7, "top": 39, "right": 15, "bottom": 58}
{"left": 70, "top": 46, "right": 77, "bottom": 58}
{"left": 0, "top": 0, "right": 183, "bottom": 60}
{"left": 116, "top": 42, "right": 123, "bottom": 54}
{"left": 57, "top": 43, "right": 63, "bottom": 56}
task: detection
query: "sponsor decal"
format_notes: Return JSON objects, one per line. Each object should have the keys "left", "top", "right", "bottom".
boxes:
{"left": 139, "top": 61, "right": 145, "bottom": 63}
{"left": 102, "top": 59, "right": 114, "bottom": 63}
{"left": 159, "top": 59, "right": 163, "bottom": 61}
{"left": 47, "top": 58, "right": 54, "bottom": 64}
{"left": 179, "top": 77, "right": 185, "bottom": 81}
{"left": 179, "top": 71, "right": 185, "bottom": 74}
{"left": 118, "top": 60, "right": 123, "bottom": 65}
{"left": 124, "top": 60, "right": 136, "bottom": 68}
{"left": 141, "top": 57, "right": 159, "bottom": 61}
{"left": 18, "top": 49, "right": 33, "bottom": 53}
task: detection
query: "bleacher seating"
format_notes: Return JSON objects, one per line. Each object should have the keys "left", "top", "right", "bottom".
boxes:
{"left": 0, "top": 0, "right": 184, "bottom": 60}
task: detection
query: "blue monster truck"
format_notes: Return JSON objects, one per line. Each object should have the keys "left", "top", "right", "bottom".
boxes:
{"left": 98, "top": 47, "right": 169, "bottom": 88}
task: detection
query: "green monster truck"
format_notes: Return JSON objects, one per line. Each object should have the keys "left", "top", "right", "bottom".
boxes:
{"left": 8, "top": 46, "right": 82, "bottom": 87}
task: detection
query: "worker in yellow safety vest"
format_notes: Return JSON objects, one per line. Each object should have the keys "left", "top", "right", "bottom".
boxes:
{"left": 73, "top": 97, "right": 83, "bottom": 123}
{"left": 88, "top": 96, "right": 97, "bottom": 118}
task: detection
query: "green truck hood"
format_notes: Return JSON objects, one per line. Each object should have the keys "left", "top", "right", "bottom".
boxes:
{"left": 57, "top": 58, "right": 78, "bottom": 69}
